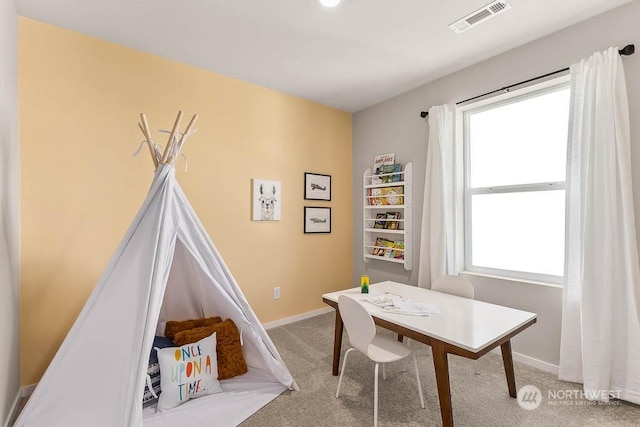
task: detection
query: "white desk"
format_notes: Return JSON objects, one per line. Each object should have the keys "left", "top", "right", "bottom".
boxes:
{"left": 322, "top": 281, "right": 537, "bottom": 427}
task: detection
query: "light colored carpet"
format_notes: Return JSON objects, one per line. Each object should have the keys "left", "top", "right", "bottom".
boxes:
{"left": 9, "top": 312, "right": 639, "bottom": 426}
{"left": 241, "top": 312, "right": 640, "bottom": 427}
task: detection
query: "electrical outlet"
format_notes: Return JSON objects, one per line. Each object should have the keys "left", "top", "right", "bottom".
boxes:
{"left": 273, "top": 287, "right": 281, "bottom": 300}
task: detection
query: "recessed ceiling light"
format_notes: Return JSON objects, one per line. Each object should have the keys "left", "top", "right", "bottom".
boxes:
{"left": 319, "top": 0, "right": 341, "bottom": 7}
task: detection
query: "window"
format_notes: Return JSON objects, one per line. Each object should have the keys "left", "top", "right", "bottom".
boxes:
{"left": 463, "top": 81, "right": 570, "bottom": 284}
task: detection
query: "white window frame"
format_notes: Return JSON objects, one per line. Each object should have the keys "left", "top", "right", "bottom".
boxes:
{"left": 459, "top": 76, "right": 570, "bottom": 285}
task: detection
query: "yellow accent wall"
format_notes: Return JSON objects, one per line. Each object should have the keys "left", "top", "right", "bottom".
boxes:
{"left": 19, "top": 17, "right": 352, "bottom": 386}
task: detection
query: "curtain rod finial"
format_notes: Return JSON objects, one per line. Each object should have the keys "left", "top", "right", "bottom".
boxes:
{"left": 619, "top": 44, "right": 635, "bottom": 56}
{"left": 420, "top": 111, "right": 428, "bottom": 118}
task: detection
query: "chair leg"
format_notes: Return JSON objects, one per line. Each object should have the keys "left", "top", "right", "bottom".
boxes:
{"left": 374, "top": 363, "right": 379, "bottom": 427}
{"left": 336, "top": 348, "right": 354, "bottom": 398}
{"left": 382, "top": 363, "right": 386, "bottom": 380}
{"left": 474, "top": 360, "right": 480, "bottom": 375}
{"left": 413, "top": 356, "right": 425, "bottom": 409}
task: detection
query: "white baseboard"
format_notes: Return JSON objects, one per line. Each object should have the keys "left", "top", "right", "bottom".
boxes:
{"left": 490, "top": 348, "right": 559, "bottom": 375}
{"left": 263, "top": 307, "right": 333, "bottom": 330}
{"left": 513, "top": 351, "right": 559, "bottom": 375}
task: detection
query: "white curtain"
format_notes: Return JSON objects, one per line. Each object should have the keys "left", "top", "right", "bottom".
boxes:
{"left": 418, "top": 104, "right": 456, "bottom": 288}
{"left": 559, "top": 46, "right": 640, "bottom": 404}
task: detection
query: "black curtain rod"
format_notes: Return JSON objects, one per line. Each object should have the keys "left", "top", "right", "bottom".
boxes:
{"left": 420, "top": 44, "right": 635, "bottom": 118}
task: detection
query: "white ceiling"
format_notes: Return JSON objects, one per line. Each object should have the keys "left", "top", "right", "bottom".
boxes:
{"left": 14, "top": 0, "right": 631, "bottom": 112}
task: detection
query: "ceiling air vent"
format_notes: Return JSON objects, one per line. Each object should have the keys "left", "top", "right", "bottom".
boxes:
{"left": 449, "top": 1, "right": 512, "bottom": 34}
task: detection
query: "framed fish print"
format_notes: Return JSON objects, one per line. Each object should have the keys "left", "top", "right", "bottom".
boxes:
{"left": 304, "top": 172, "right": 331, "bottom": 201}
{"left": 304, "top": 207, "right": 331, "bottom": 234}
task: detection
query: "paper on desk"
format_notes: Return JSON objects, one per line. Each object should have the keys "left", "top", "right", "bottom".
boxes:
{"left": 365, "top": 293, "right": 440, "bottom": 316}
{"left": 386, "top": 297, "right": 441, "bottom": 316}
{"left": 365, "top": 293, "right": 398, "bottom": 308}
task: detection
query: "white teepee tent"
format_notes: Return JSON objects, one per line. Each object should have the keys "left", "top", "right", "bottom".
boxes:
{"left": 16, "top": 112, "right": 298, "bottom": 427}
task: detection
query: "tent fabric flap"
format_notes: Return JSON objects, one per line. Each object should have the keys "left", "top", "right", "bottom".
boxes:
{"left": 15, "top": 164, "right": 296, "bottom": 427}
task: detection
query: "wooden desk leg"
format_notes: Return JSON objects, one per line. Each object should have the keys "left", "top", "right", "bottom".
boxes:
{"left": 332, "top": 309, "right": 344, "bottom": 376}
{"left": 501, "top": 340, "right": 517, "bottom": 398}
{"left": 432, "top": 341, "right": 454, "bottom": 427}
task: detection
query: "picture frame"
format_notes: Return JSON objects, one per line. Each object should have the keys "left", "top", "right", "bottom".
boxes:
{"left": 304, "top": 172, "right": 331, "bottom": 201}
{"left": 304, "top": 207, "right": 331, "bottom": 234}
{"left": 252, "top": 179, "right": 282, "bottom": 221}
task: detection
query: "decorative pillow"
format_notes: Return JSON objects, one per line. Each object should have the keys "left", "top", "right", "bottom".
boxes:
{"left": 173, "top": 319, "right": 248, "bottom": 380}
{"left": 143, "top": 336, "right": 176, "bottom": 404}
{"left": 150, "top": 336, "right": 175, "bottom": 365}
{"left": 164, "top": 316, "right": 222, "bottom": 341}
{"left": 143, "top": 362, "right": 161, "bottom": 405}
{"left": 157, "top": 333, "right": 223, "bottom": 411}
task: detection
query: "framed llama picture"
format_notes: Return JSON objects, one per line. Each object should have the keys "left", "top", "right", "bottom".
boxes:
{"left": 304, "top": 207, "right": 331, "bottom": 234}
{"left": 252, "top": 179, "right": 282, "bottom": 221}
{"left": 304, "top": 172, "right": 331, "bottom": 201}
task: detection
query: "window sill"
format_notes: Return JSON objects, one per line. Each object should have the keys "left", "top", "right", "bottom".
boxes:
{"left": 459, "top": 271, "right": 563, "bottom": 289}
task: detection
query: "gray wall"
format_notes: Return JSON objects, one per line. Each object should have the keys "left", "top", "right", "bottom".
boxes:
{"left": 0, "top": 0, "right": 20, "bottom": 423}
{"left": 353, "top": 1, "right": 640, "bottom": 367}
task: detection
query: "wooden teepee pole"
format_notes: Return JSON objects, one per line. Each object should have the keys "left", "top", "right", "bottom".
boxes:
{"left": 160, "top": 110, "right": 183, "bottom": 165}
{"left": 138, "top": 113, "right": 158, "bottom": 169}
{"left": 169, "top": 114, "right": 198, "bottom": 164}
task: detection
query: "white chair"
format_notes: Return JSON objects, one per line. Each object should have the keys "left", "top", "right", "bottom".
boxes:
{"left": 431, "top": 275, "right": 480, "bottom": 375}
{"left": 336, "top": 295, "right": 424, "bottom": 427}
